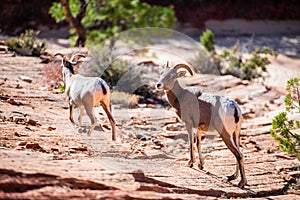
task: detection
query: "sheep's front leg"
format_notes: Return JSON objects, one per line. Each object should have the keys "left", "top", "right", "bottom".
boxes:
{"left": 196, "top": 128, "right": 204, "bottom": 170}
{"left": 84, "top": 102, "right": 97, "bottom": 136}
{"left": 186, "top": 122, "right": 195, "bottom": 168}
{"left": 69, "top": 104, "right": 75, "bottom": 125}
{"left": 77, "top": 106, "right": 85, "bottom": 133}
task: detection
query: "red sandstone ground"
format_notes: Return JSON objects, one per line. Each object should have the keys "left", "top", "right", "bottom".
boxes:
{"left": 0, "top": 39, "right": 300, "bottom": 199}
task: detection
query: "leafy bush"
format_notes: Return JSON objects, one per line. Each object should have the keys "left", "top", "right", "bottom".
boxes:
{"left": 270, "top": 77, "right": 300, "bottom": 160}
{"left": 219, "top": 46, "right": 278, "bottom": 80}
{"left": 49, "top": 0, "right": 176, "bottom": 46}
{"left": 199, "top": 29, "right": 278, "bottom": 80}
{"left": 87, "top": 45, "right": 128, "bottom": 89}
{"left": 5, "top": 29, "right": 47, "bottom": 56}
{"left": 200, "top": 29, "right": 215, "bottom": 53}
{"left": 86, "top": 44, "right": 145, "bottom": 94}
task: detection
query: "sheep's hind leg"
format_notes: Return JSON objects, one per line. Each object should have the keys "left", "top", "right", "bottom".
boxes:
{"left": 84, "top": 104, "right": 97, "bottom": 136}
{"left": 220, "top": 129, "right": 247, "bottom": 188}
{"left": 101, "top": 102, "right": 116, "bottom": 141}
{"left": 227, "top": 130, "right": 241, "bottom": 181}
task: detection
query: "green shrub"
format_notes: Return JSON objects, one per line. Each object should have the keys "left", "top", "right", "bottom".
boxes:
{"left": 87, "top": 44, "right": 144, "bottom": 94}
{"left": 88, "top": 45, "right": 128, "bottom": 89}
{"left": 49, "top": 0, "right": 176, "bottom": 46}
{"left": 199, "top": 29, "right": 278, "bottom": 80}
{"left": 220, "top": 46, "right": 278, "bottom": 80}
{"left": 200, "top": 29, "right": 215, "bottom": 53}
{"left": 270, "top": 77, "right": 300, "bottom": 160}
{"left": 5, "top": 29, "right": 47, "bottom": 56}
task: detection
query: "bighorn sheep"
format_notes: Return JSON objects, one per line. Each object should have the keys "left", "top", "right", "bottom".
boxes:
{"left": 54, "top": 52, "right": 116, "bottom": 140}
{"left": 156, "top": 62, "right": 247, "bottom": 188}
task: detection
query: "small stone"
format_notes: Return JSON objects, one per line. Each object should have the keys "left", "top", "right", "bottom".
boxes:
{"left": 7, "top": 98, "right": 17, "bottom": 105}
{"left": 165, "top": 124, "right": 183, "bottom": 131}
{"left": 39, "top": 86, "right": 48, "bottom": 91}
{"left": 15, "top": 84, "right": 23, "bottom": 89}
{"left": 25, "top": 142, "right": 41, "bottom": 149}
{"left": 47, "top": 126, "right": 56, "bottom": 131}
{"left": 241, "top": 80, "right": 249, "bottom": 85}
{"left": 0, "top": 45, "right": 8, "bottom": 52}
{"left": 12, "top": 116, "right": 25, "bottom": 124}
{"left": 17, "top": 141, "right": 27, "bottom": 146}
{"left": 19, "top": 75, "right": 33, "bottom": 83}
{"left": 50, "top": 80, "right": 57, "bottom": 88}
{"left": 14, "top": 132, "right": 20, "bottom": 137}
{"left": 0, "top": 114, "right": 6, "bottom": 122}
{"left": 254, "top": 145, "right": 262, "bottom": 151}
{"left": 51, "top": 147, "right": 59, "bottom": 152}
{"left": 135, "top": 133, "right": 148, "bottom": 141}
{"left": 25, "top": 116, "right": 40, "bottom": 126}
{"left": 152, "top": 138, "right": 163, "bottom": 147}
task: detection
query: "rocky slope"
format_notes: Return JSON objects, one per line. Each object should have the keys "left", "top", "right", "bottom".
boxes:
{"left": 0, "top": 48, "right": 299, "bottom": 199}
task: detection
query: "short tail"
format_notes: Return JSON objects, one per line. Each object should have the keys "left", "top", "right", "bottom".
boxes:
{"left": 100, "top": 82, "right": 107, "bottom": 95}
{"left": 234, "top": 106, "right": 240, "bottom": 123}
{"left": 97, "top": 79, "right": 107, "bottom": 95}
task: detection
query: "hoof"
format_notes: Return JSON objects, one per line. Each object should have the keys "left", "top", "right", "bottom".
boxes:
{"left": 87, "top": 130, "right": 92, "bottom": 136}
{"left": 226, "top": 174, "right": 238, "bottom": 181}
{"left": 238, "top": 180, "right": 247, "bottom": 189}
{"left": 187, "top": 160, "right": 194, "bottom": 168}
{"left": 77, "top": 127, "right": 85, "bottom": 133}
{"left": 198, "top": 163, "right": 203, "bottom": 170}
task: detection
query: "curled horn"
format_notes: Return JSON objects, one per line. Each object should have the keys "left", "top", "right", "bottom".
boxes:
{"left": 54, "top": 52, "right": 66, "bottom": 61}
{"left": 173, "top": 63, "right": 194, "bottom": 75}
{"left": 70, "top": 53, "right": 86, "bottom": 64}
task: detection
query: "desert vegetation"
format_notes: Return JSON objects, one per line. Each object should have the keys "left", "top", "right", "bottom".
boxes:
{"left": 5, "top": 29, "right": 47, "bottom": 56}
{"left": 271, "top": 77, "right": 300, "bottom": 160}
{"left": 200, "top": 29, "right": 278, "bottom": 80}
{"left": 49, "top": 0, "right": 176, "bottom": 46}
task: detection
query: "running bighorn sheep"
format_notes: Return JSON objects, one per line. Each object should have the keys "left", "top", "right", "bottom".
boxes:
{"left": 156, "top": 62, "right": 247, "bottom": 188}
{"left": 54, "top": 52, "right": 116, "bottom": 140}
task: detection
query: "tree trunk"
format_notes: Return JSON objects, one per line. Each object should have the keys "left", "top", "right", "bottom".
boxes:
{"left": 60, "top": 0, "right": 87, "bottom": 47}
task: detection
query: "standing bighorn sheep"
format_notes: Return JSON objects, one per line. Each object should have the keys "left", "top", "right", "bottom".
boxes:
{"left": 54, "top": 52, "right": 116, "bottom": 140}
{"left": 156, "top": 62, "right": 247, "bottom": 188}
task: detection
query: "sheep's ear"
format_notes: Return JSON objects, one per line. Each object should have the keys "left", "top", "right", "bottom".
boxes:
{"left": 160, "top": 62, "right": 166, "bottom": 69}
{"left": 159, "top": 63, "right": 165, "bottom": 74}
{"left": 177, "top": 71, "right": 187, "bottom": 77}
